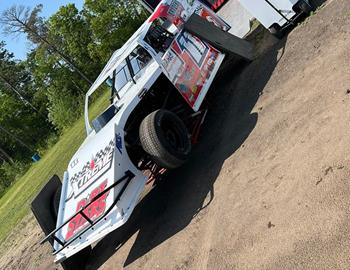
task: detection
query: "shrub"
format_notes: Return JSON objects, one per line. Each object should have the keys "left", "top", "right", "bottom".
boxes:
{"left": 47, "top": 86, "right": 83, "bottom": 131}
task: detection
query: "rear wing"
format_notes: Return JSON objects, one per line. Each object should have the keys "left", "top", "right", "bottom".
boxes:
{"left": 40, "top": 170, "right": 135, "bottom": 255}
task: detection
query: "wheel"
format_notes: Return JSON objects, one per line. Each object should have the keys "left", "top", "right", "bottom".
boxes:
{"left": 51, "top": 185, "right": 62, "bottom": 219}
{"left": 269, "top": 24, "right": 283, "bottom": 39}
{"left": 139, "top": 109, "right": 191, "bottom": 169}
{"left": 299, "top": 0, "right": 314, "bottom": 13}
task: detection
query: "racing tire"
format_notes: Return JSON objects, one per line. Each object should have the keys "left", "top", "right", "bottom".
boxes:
{"left": 299, "top": 0, "right": 314, "bottom": 13}
{"left": 269, "top": 24, "right": 283, "bottom": 39}
{"left": 139, "top": 109, "right": 191, "bottom": 169}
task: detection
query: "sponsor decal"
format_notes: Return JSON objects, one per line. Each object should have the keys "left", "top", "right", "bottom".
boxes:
{"left": 69, "top": 140, "right": 115, "bottom": 198}
{"left": 162, "top": 49, "right": 185, "bottom": 83}
{"left": 176, "top": 32, "right": 209, "bottom": 68}
{"left": 138, "top": 88, "right": 148, "bottom": 99}
{"left": 194, "top": 5, "right": 230, "bottom": 31}
{"left": 70, "top": 158, "right": 79, "bottom": 169}
{"left": 168, "top": 0, "right": 180, "bottom": 16}
{"left": 65, "top": 180, "right": 110, "bottom": 240}
{"left": 148, "top": 0, "right": 185, "bottom": 27}
{"left": 161, "top": 30, "right": 220, "bottom": 109}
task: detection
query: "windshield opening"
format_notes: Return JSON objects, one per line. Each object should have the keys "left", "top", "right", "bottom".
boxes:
{"left": 88, "top": 46, "right": 152, "bottom": 133}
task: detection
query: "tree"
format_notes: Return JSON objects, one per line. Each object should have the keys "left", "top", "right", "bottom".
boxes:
{"left": 48, "top": 4, "right": 102, "bottom": 81}
{"left": 83, "top": 0, "right": 148, "bottom": 62}
{"left": 0, "top": 43, "right": 51, "bottom": 158}
{"left": 0, "top": 41, "right": 46, "bottom": 116}
{"left": 0, "top": 4, "right": 93, "bottom": 84}
{"left": 0, "top": 0, "right": 151, "bottom": 195}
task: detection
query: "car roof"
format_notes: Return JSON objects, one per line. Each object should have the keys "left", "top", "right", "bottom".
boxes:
{"left": 86, "top": 22, "right": 151, "bottom": 97}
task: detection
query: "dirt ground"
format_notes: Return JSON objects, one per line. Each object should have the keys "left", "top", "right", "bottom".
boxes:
{"left": 2, "top": 0, "right": 350, "bottom": 269}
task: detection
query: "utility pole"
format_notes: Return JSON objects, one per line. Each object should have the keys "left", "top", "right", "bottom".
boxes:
{"left": 0, "top": 73, "right": 41, "bottom": 114}
{"left": 0, "top": 145, "right": 14, "bottom": 164}
{"left": 0, "top": 73, "right": 50, "bottom": 123}
{"left": 0, "top": 5, "right": 93, "bottom": 85}
{"left": 14, "top": 19, "right": 93, "bottom": 85}
{"left": 0, "top": 125, "right": 34, "bottom": 154}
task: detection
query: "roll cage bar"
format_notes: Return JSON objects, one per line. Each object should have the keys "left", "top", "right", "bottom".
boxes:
{"left": 40, "top": 171, "right": 135, "bottom": 255}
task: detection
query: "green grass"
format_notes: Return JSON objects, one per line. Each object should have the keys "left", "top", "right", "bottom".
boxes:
{"left": 0, "top": 92, "right": 109, "bottom": 243}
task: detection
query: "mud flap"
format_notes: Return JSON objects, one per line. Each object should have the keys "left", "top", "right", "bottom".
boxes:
{"left": 31, "top": 175, "right": 61, "bottom": 246}
{"left": 31, "top": 175, "right": 92, "bottom": 270}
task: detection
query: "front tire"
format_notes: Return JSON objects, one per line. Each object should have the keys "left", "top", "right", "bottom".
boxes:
{"left": 139, "top": 109, "right": 191, "bottom": 169}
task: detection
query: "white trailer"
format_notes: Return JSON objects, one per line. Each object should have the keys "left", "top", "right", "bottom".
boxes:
{"left": 239, "top": 0, "right": 315, "bottom": 37}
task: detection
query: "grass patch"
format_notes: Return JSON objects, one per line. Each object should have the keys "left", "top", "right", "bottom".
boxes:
{"left": 0, "top": 92, "right": 109, "bottom": 243}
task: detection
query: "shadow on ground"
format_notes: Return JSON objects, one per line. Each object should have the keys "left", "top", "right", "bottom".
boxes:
{"left": 83, "top": 1, "right": 330, "bottom": 269}
{"left": 84, "top": 24, "right": 288, "bottom": 269}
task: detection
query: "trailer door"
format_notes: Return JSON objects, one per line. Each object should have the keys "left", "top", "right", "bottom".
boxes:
{"left": 239, "top": 0, "right": 298, "bottom": 29}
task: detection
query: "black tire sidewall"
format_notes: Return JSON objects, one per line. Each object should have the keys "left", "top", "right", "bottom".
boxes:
{"left": 269, "top": 24, "right": 283, "bottom": 39}
{"left": 300, "top": 0, "right": 313, "bottom": 13}
{"left": 153, "top": 110, "right": 191, "bottom": 160}
{"left": 139, "top": 109, "right": 191, "bottom": 169}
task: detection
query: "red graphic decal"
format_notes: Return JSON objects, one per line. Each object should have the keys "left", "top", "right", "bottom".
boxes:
{"left": 69, "top": 140, "right": 114, "bottom": 197}
{"left": 65, "top": 180, "right": 109, "bottom": 240}
{"left": 149, "top": 4, "right": 169, "bottom": 22}
{"left": 162, "top": 31, "right": 220, "bottom": 109}
{"left": 90, "top": 159, "right": 95, "bottom": 170}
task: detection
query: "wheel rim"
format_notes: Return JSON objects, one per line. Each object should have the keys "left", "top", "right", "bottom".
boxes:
{"left": 161, "top": 116, "right": 188, "bottom": 153}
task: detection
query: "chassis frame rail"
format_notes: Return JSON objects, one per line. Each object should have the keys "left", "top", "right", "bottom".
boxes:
{"left": 40, "top": 170, "right": 135, "bottom": 255}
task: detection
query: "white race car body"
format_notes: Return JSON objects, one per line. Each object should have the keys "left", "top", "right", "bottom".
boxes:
{"left": 52, "top": 0, "right": 229, "bottom": 262}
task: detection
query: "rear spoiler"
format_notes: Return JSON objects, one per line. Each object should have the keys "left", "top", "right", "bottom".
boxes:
{"left": 40, "top": 170, "right": 135, "bottom": 255}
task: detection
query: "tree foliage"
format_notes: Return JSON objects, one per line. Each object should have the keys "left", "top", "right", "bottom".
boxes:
{"left": 0, "top": 0, "right": 148, "bottom": 194}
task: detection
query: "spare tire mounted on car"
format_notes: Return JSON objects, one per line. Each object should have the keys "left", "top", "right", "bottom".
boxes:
{"left": 139, "top": 109, "right": 191, "bottom": 169}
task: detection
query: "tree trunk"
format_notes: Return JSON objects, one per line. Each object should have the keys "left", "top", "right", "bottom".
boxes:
{"left": 15, "top": 18, "right": 93, "bottom": 85}
{"left": 0, "top": 73, "right": 40, "bottom": 113}
{"left": 0, "top": 146, "right": 14, "bottom": 164}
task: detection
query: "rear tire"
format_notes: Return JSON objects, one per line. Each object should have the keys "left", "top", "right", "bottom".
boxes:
{"left": 297, "top": 0, "right": 315, "bottom": 13}
{"left": 139, "top": 109, "right": 191, "bottom": 169}
{"left": 269, "top": 24, "right": 283, "bottom": 39}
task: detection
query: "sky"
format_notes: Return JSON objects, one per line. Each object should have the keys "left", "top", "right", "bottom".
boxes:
{"left": 0, "top": 0, "right": 84, "bottom": 59}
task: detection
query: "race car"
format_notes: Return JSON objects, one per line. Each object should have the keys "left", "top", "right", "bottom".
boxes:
{"left": 139, "top": 0, "right": 228, "bottom": 12}
{"left": 31, "top": 0, "right": 251, "bottom": 268}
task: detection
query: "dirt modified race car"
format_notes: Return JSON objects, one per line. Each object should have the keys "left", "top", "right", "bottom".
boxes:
{"left": 31, "top": 0, "right": 252, "bottom": 268}
{"left": 140, "top": 0, "right": 227, "bottom": 11}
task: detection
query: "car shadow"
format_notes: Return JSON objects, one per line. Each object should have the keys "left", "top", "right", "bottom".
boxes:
{"left": 85, "top": 27, "right": 287, "bottom": 270}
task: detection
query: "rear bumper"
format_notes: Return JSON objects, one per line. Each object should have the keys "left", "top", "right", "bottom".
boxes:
{"left": 37, "top": 170, "right": 146, "bottom": 263}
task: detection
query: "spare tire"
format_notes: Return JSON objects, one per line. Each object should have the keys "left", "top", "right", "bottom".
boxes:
{"left": 139, "top": 109, "right": 191, "bottom": 169}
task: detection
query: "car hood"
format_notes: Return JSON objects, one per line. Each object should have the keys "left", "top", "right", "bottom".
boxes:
{"left": 54, "top": 120, "right": 146, "bottom": 262}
